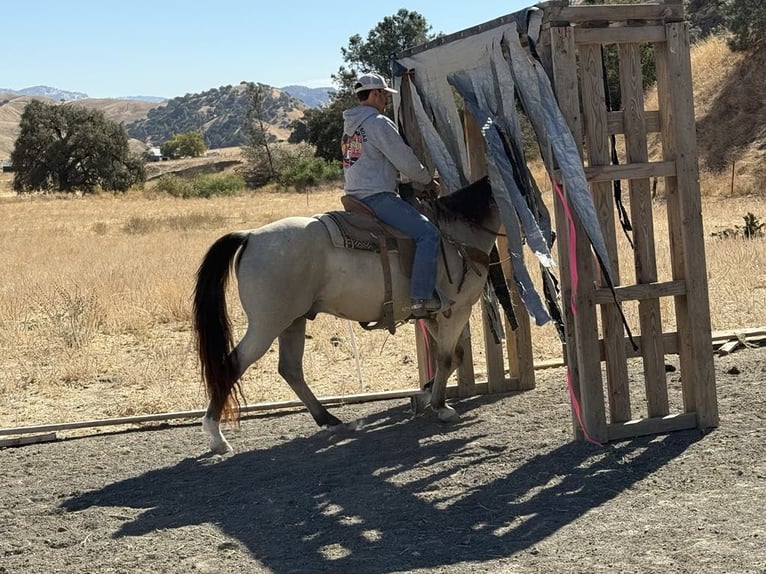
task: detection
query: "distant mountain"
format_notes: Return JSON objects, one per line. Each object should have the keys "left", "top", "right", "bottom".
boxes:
{"left": 0, "top": 85, "right": 88, "bottom": 101}
{"left": 281, "top": 85, "right": 335, "bottom": 108}
{"left": 124, "top": 83, "right": 308, "bottom": 148}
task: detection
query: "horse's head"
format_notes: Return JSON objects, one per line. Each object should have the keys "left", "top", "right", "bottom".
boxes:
{"left": 432, "top": 176, "right": 498, "bottom": 230}
{"left": 423, "top": 176, "right": 499, "bottom": 256}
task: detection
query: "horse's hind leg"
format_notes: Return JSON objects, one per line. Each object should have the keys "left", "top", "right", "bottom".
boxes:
{"left": 203, "top": 327, "right": 274, "bottom": 454}
{"left": 279, "top": 317, "right": 343, "bottom": 428}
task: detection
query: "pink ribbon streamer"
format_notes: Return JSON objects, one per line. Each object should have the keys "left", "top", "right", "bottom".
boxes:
{"left": 552, "top": 181, "right": 603, "bottom": 447}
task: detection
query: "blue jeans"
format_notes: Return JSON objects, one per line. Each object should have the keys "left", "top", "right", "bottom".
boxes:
{"left": 360, "top": 192, "right": 440, "bottom": 300}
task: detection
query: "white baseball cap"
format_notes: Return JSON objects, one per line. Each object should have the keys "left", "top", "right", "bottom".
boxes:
{"left": 354, "top": 73, "right": 397, "bottom": 94}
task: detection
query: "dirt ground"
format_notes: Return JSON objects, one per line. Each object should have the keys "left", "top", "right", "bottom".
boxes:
{"left": 1, "top": 346, "right": 764, "bottom": 574}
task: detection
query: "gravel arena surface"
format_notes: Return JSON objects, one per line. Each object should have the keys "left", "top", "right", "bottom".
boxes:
{"left": 1, "top": 346, "right": 764, "bottom": 574}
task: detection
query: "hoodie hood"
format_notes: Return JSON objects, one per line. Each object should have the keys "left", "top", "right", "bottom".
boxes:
{"left": 343, "top": 105, "right": 379, "bottom": 135}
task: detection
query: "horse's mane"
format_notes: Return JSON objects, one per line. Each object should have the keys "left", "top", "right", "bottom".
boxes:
{"left": 432, "top": 176, "right": 493, "bottom": 224}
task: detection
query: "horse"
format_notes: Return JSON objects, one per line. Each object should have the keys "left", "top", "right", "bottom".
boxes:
{"left": 193, "top": 177, "right": 501, "bottom": 453}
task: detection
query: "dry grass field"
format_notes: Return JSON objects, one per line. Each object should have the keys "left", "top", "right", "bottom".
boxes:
{"left": 1, "top": 36, "right": 764, "bottom": 435}
{"left": 1, "top": 162, "right": 764, "bottom": 433}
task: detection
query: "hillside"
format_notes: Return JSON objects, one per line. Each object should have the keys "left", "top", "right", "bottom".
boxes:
{"left": 124, "top": 83, "right": 307, "bottom": 149}
{"left": 0, "top": 84, "right": 308, "bottom": 159}
{"left": 644, "top": 36, "right": 766, "bottom": 191}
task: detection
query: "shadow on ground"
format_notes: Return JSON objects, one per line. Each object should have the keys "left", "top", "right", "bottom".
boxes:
{"left": 62, "top": 396, "right": 700, "bottom": 573}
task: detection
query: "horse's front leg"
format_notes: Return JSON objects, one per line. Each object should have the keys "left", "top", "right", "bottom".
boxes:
{"left": 430, "top": 340, "right": 465, "bottom": 423}
{"left": 416, "top": 310, "right": 471, "bottom": 422}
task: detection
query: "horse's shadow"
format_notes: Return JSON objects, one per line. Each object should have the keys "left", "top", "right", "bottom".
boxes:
{"left": 62, "top": 398, "right": 701, "bottom": 573}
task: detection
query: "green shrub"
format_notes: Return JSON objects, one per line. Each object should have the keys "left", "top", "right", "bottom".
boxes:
{"left": 278, "top": 156, "right": 342, "bottom": 190}
{"left": 152, "top": 174, "right": 193, "bottom": 198}
{"left": 191, "top": 172, "right": 245, "bottom": 198}
{"left": 151, "top": 172, "right": 244, "bottom": 198}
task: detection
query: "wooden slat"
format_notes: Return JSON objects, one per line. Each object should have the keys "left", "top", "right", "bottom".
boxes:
{"left": 456, "top": 323, "right": 476, "bottom": 396}
{"left": 665, "top": 22, "right": 718, "bottom": 428}
{"left": 607, "top": 110, "right": 661, "bottom": 135}
{"left": 593, "top": 280, "right": 686, "bottom": 304}
{"left": 0, "top": 432, "right": 58, "bottom": 448}
{"left": 498, "top": 235, "right": 535, "bottom": 391}
{"left": 575, "top": 25, "right": 666, "bottom": 45}
{"left": 598, "top": 332, "right": 677, "bottom": 359}
{"left": 580, "top": 42, "right": 631, "bottom": 424}
{"left": 619, "top": 41, "right": 669, "bottom": 418}
{"left": 607, "top": 412, "right": 697, "bottom": 442}
{"left": 584, "top": 160, "right": 676, "bottom": 182}
{"left": 554, "top": 4, "right": 684, "bottom": 25}
{"left": 415, "top": 321, "right": 435, "bottom": 386}
{"left": 656, "top": 23, "right": 719, "bottom": 428}
{"left": 550, "top": 25, "right": 589, "bottom": 440}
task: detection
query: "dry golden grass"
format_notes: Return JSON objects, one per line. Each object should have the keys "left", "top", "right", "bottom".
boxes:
{"left": 1, "top": 166, "right": 764, "bottom": 431}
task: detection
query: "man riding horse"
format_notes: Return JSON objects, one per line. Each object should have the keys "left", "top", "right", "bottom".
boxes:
{"left": 341, "top": 72, "right": 443, "bottom": 318}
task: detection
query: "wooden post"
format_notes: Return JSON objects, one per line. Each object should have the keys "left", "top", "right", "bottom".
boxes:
{"left": 656, "top": 22, "right": 718, "bottom": 428}
{"left": 550, "top": 24, "right": 607, "bottom": 442}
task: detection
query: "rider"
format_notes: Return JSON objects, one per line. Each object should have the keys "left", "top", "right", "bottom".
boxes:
{"left": 341, "top": 72, "right": 442, "bottom": 318}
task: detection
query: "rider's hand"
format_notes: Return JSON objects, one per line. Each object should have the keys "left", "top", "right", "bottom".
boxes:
{"left": 417, "top": 179, "right": 441, "bottom": 199}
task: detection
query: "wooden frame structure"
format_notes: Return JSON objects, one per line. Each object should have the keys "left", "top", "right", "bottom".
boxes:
{"left": 540, "top": 0, "right": 718, "bottom": 442}
{"left": 403, "top": 0, "right": 718, "bottom": 442}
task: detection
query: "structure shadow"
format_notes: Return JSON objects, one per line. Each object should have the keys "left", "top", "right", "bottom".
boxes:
{"left": 62, "top": 400, "right": 701, "bottom": 573}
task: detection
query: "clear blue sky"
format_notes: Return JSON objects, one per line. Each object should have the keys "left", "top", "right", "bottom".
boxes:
{"left": 2, "top": 0, "right": 533, "bottom": 99}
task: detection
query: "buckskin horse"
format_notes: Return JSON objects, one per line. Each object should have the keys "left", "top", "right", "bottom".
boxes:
{"left": 193, "top": 177, "right": 501, "bottom": 453}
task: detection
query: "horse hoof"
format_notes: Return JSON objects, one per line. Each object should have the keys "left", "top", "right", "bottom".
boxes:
{"left": 210, "top": 439, "right": 233, "bottom": 455}
{"left": 326, "top": 420, "right": 361, "bottom": 434}
{"left": 437, "top": 406, "right": 460, "bottom": 423}
{"left": 411, "top": 392, "right": 431, "bottom": 416}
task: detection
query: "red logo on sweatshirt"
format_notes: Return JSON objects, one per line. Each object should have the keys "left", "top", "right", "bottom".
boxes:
{"left": 342, "top": 131, "right": 364, "bottom": 168}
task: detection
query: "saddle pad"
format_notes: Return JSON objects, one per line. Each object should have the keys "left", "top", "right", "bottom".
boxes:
{"left": 316, "top": 211, "right": 381, "bottom": 251}
{"left": 315, "top": 211, "right": 414, "bottom": 278}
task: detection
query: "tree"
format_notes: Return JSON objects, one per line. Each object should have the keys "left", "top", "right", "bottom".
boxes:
{"left": 240, "top": 81, "right": 278, "bottom": 185}
{"left": 724, "top": 0, "right": 766, "bottom": 50}
{"left": 161, "top": 132, "right": 206, "bottom": 159}
{"left": 339, "top": 9, "right": 433, "bottom": 84}
{"left": 294, "top": 9, "right": 435, "bottom": 162}
{"left": 11, "top": 100, "right": 145, "bottom": 193}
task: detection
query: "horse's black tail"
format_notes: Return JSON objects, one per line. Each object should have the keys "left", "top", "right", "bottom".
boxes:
{"left": 193, "top": 231, "right": 250, "bottom": 422}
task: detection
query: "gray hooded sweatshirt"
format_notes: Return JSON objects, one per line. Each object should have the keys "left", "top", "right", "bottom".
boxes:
{"left": 342, "top": 105, "right": 431, "bottom": 199}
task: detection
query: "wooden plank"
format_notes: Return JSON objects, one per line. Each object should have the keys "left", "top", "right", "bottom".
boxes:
{"left": 0, "top": 432, "right": 58, "bottom": 448}
{"left": 456, "top": 322, "right": 476, "bottom": 397}
{"left": 666, "top": 22, "right": 718, "bottom": 428}
{"left": 498, "top": 236, "right": 535, "bottom": 391}
{"left": 580, "top": 42, "right": 631, "bottom": 425}
{"left": 607, "top": 412, "right": 697, "bottom": 442}
{"left": 619, "top": 41, "right": 669, "bottom": 418}
{"left": 481, "top": 298, "right": 509, "bottom": 392}
{"left": 657, "top": 23, "right": 719, "bottom": 429}
{"left": 584, "top": 161, "right": 676, "bottom": 182}
{"left": 575, "top": 25, "right": 666, "bottom": 45}
{"left": 593, "top": 280, "right": 686, "bottom": 303}
{"left": 607, "top": 110, "right": 661, "bottom": 135}
{"left": 550, "top": 25, "right": 589, "bottom": 440}
{"left": 555, "top": 4, "right": 684, "bottom": 25}
{"left": 414, "top": 320, "right": 435, "bottom": 386}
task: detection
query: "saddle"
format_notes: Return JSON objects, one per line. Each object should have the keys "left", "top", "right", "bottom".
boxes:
{"left": 315, "top": 195, "right": 417, "bottom": 334}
